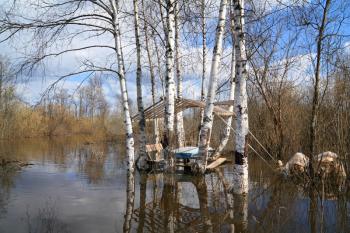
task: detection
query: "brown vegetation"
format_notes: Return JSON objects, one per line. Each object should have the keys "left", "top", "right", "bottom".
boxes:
{"left": 0, "top": 71, "right": 122, "bottom": 140}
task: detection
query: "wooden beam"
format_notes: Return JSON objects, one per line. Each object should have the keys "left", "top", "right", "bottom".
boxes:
{"left": 206, "top": 158, "right": 227, "bottom": 170}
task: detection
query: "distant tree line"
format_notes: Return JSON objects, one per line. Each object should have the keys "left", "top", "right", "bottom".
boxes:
{"left": 0, "top": 59, "right": 121, "bottom": 140}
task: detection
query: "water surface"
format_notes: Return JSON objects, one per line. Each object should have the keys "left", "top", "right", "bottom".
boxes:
{"left": 0, "top": 138, "right": 349, "bottom": 233}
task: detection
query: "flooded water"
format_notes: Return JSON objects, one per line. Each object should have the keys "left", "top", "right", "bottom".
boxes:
{"left": 0, "top": 138, "right": 349, "bottom": 233}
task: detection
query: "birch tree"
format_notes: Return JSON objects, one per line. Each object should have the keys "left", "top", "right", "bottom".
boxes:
{"left": 0, "top": 0, "right": 136, "bottom": 171}
{"left": 174, "top": 1, "right": 185, "bottom": 148}
{"left": 164, "top": 0, "right": 176, "bottom": 151}
{"left": 123, "top": 170, "right": 135, "bottom": 233}
{"left": 141, "top": 0, "right": 160, "bottom": 144}
{"left": 231, "top": 0, "right": 249, "bottom": 194}
{"left": 110, "top": 0, "right": 135, "bottom": 171}
{"left": 200, "top": 0, "right": 207, "bottom": 126}
{"left": 133, "top": 0, "right": 147, "bottom": 167}
{"left": 198, "top": 0, "right": 228, "bottom": 164}
{"left": 213, "top": 37, "right": 235, "bottom": 158}
{"left": 212, "top": 2, "right": 237, "bottom": 158}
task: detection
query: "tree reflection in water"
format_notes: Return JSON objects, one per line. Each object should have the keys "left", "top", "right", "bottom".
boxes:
{"left": 25, "top": 199, "right": 70, "bottom": 233}
{"left": 0, "top": 163, "right": 19, "bottom": 218}
{"left": 0, "top": 139, "right": 349, "bottom": 232}
{"left": 123, "top": 167, "right": 350, "bottom": 233}
{"left": 125, "top": 169, "right": 248, "bottom": 233}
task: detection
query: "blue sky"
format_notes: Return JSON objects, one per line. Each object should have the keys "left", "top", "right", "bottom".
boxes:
{"left": 1, "top": 0, "right": 349, "bottom": 111}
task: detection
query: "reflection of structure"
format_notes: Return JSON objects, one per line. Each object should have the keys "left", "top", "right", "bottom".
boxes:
{"left": 126, "top": 171, "right": 248, "bottom": 233}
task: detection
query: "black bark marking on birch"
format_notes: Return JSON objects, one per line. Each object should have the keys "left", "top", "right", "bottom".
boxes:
{"left": 235, "top": 151, "right": 245, "bottom": 165}
{"left": 203, "top": 115, "right": 212, "bottom": 124}
{"left": 244, "top": 134, "right": 249, "bottom": 157}
{"left": 238, "top": 105, "right": 243, "bottom": 114}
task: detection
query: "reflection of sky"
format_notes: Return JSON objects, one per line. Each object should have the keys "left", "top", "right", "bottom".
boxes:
{"left": 1, "top": 167, "right": 127, "bottom": 233}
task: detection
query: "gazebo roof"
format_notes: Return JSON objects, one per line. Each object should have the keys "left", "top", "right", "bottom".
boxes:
{"left": 132, "top": 98, "right": 234, "bottom": 122}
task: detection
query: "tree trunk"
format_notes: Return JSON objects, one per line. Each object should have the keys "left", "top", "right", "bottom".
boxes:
{"left": 164, "top": 0, "right": 176, "bottom": 151}
{"left": 153, "top": 33, "right": 166, "bottom": 97}
{"left": 111, "top": 1, "right": 135, "bottom": 172}
{"left": 157, "top": 0, "right": 167, "bottom": 36}
{"left": 199, "top": 0, "right": 207, "bottom": 144}
{"left": 233, "top": 193, "right": 248, "bottom": 232}
{"left": 142, "top": 0, "right": 160, "bottom": 144}
{"left": 231, "top": 0, "right": 249, "bottom": 194}
{"left": 0, "top": 62, "right": 3, "bottom": 109}
{"left": 123, "top": 171, "right": 135, "bottom": 233}
{"left": 133, "top": 0, "right": 147, "bottom": 167}
{"left": 137, "top": 173, "right": 147, "bottom": 233}
{"left": 198, "top": 0, "right": 228, "bottom": 163}
{"left": 213, "top": 41, "right": 235, "bottom": 158}
{"left": 174, "top": 2, "right": 185, "bottom": 148}
{"left": 309, "top": 0, "right": 331, "bottom": 158}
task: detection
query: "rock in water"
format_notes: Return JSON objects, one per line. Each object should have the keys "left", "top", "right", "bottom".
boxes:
{"left": 284, "top": 152, "right": 309, "bottom": 175}
{"left": 314, "top": 151, "right": 346, "bottom": 178}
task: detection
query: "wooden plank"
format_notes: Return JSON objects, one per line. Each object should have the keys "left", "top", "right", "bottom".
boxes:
{"left": 206, "top": 158, "right": 227, "bottom": 169}
{"left": 132, "top": 98, "right": 234, "bottom": 121}
{"left": 145, "top": 143, "right": 163, "bottom": 152}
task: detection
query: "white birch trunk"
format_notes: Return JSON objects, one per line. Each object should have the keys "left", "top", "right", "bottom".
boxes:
{"left": 153, "top": 34, "right": 166, "bottom": 97}
{"left": 111, "top": 0, "right": 135, "bottom": 172}
{"left": 165, "top": 0, "right": 176, "bottom": 148}
{"left": 198, "top": 0, "right": 228, "bottom": 162}
{"left": 123, "top": 171, "right": 135, "bottom": 233}
{"left": 214, "top": 48, "right": 235, "bottom": 157}
{"left": 231, "top": 0, "right": 249, "bottom": 194}
{"left": 174, "top": 2, "right": 185, "bottom": 148}
{"left": 141, "top": 0, "right": 160, "bottom": 144}
{"left": 133, "top": 0, "right": 147, "bottom": 167}
{"left": 199, "top": 0, "right": 207, "bottom": 145}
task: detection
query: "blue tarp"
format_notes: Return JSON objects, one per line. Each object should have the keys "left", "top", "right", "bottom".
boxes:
{"left": 174, "top": 147, "right": 200, "bottom": 159}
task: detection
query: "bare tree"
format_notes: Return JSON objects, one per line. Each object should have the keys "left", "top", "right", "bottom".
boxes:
{"left": 198, "top": 0, "right": 228, "bottom": 166}
{"left": 133, "top": 0, "right": 147, "bottom": 167}
{"left": 174, "top": 1, "right": 185, "bottom": 148}
{"left": 110, "top": 0, "right": 135, "bottom": 171}
{"left": 246, "top": 5, "right": 300, "bottom": 159}
{"left": 309, "top": 0, "right": 331, "bottom": 159}
{"left": 0, "top": 0, "right": 136, "bottom": 170}
{"left": 231, "top": 0, "right": 249, "bottom": 194}
{"left": 213, "top": 5, "right": 236, "bottom": 158}
{"left": 123, "top": 170, "right": 135, "bottom": 233}
{"left": 164, "top": 0, "right": 176, "bottom": 153}
{"left": 200, "top": 0, "right": 208, "bottom": 126}
{"left": 141, "top": 0, "right": 160, "bottom": 144}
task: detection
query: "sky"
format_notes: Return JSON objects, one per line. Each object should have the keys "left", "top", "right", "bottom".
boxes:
{"left": 0, "top": 0, "right": 350, "bottom": 111}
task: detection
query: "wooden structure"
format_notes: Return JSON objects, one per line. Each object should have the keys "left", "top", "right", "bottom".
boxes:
{"left": 145, "top": 143, "right": 164, "bottom": 164}
{"left": 132, "top": 98, "right": 234, "bottom": 121}
{"left": 133, "top": 98, "right": 234, "bottom": 172}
